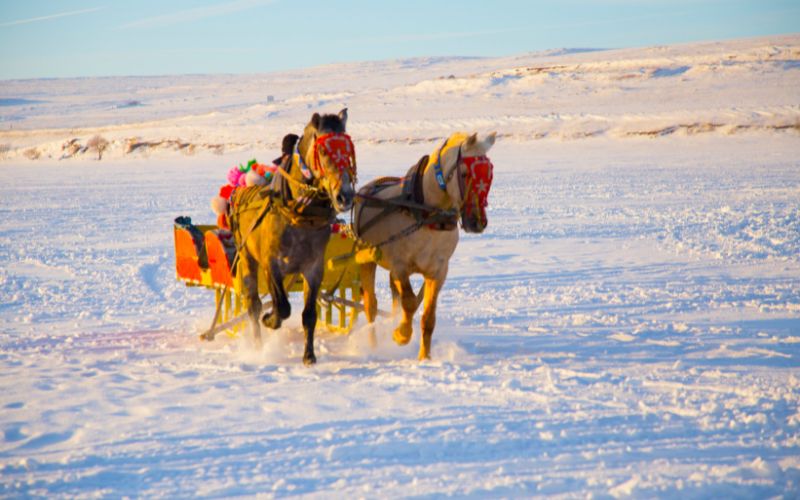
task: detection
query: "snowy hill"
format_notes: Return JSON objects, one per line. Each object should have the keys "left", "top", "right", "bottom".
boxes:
{"left": 1, "top": 34, "right": 798, "bottom": 160}
{"left": 1, "top": 35, "right": 799, "bottom": 497}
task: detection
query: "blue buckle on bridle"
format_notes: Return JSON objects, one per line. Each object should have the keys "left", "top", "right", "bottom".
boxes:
{"left": 431, "top": 139, "right": 449, "bottom": 191}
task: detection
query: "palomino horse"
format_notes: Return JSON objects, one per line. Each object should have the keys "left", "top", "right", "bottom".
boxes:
{"left": 354, "top": 132, "right": 496, "bottom": 360}
{"left": 230, "top": 109, "right": 356, "bottom": 364}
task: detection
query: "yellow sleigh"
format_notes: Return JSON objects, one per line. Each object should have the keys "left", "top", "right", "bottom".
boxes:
{"left": 173, "top": 219, "right": 366, "bottom": 337}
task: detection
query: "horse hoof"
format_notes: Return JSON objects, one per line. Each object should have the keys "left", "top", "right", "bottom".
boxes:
{"left": 303, "top": 353, "right": 317, "bottom": 366}
{"left": 262, "top": 314, "right": 282, "bottom": 330}
{"left": 392, "top": 327, "right": 412, "bottom": 346}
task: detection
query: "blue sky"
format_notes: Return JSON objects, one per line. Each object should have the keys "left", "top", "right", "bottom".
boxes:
{"left": 0, "top": 0, "right": 797, "bottom": 79}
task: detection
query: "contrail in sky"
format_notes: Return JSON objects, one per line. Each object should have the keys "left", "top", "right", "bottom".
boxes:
{"left": 0, "top": 6, "right": 104, "bottom": 27}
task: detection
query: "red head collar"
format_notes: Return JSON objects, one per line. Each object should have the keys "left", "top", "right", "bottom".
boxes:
{"left": 312, "top": 133, "right": 356, "bottom": 179}
{"left": 461, "top": 155, "right": 494, "bottom": 215}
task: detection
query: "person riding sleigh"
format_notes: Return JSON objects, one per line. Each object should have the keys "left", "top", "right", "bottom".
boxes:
{"left": 210, "top": 133, "right": 299, "bottom": 230}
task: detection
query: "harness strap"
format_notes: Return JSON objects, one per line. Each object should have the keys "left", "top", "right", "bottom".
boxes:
{"left": 356, "top": 201, "right": 397, "bottom": 237}
{"left": 275, "top": 163, "right": 315, "bottom": 195}
{"left": 365, "top": 219, "right": 428, "bottom": 251}
{"left": 294, "top": 139, "right": 313, "bottom": 180}
{"left": 353, "top": 146, "right": 462, "bottom": 239}
{"left": 358, "top": 191, "right": 457, "bottom": 222}
{"left": 351, "top": 189, "right": 459, "bottom": 258}
{"left": 274, "top": 200, "right": 335, "bottom": 228}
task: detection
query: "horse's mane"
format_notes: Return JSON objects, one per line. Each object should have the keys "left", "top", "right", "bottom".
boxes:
{"left": 316, "top": 113, "right": 346, "bottom": 133}
{"left": 288, "top": 111, "right": 346, "bottom": 181}
{"left": 292, "top": 114, "right": 345, "bottom": 169}
{"left": 424, "top": 132, "right": 469, "bottom": 172}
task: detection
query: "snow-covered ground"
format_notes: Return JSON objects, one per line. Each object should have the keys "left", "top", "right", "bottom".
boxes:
{"left": 1, "top": 35, "right": 799, "bottom": 497}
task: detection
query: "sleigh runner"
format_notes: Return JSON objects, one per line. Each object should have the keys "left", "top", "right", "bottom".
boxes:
{"left": 173, "top": 217, "right": 365, "bottom": 337}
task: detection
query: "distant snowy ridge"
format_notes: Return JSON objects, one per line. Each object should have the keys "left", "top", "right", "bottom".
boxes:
{"left": 0, "top": 34, "right": 798, "bottom": 162}
{"left": 4, "top": 107, "right": 796, "bottom": 163}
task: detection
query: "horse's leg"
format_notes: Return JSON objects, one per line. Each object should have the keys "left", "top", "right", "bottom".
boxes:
{"left": 391, "top": 272, "right": 420, "bottom": 346}
{"left": 272, "top": 258, "right": 292, "bottom": 321}
{"left": 419, "top": 275, "right": 445, "bottom": 360}
{"left": 389, "top": 272, "right": 400, "bottom": 317}
{"left": 360, "top": 262, "right": 378, "bottom": 348}
{"left": 262, "top": 257, "right": 290, "bottom": 329}
{"left": 301, "top": 265, "right": 323, "bottom": 365}
{"left": 243, "top": 254, "right": 262, "bottom": 348}
{"left": 388, "top": 271, "right": 424, "bottom": 318}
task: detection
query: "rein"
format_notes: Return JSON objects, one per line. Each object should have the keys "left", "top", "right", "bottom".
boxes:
{"left": 273, "top": 162, "right": 336, "bottom": 229}
{"left": 357, "top": 189, "right": 459, "bottom": 231}
{"left": 274, "top": 162, "right": 318, "bottom": 198}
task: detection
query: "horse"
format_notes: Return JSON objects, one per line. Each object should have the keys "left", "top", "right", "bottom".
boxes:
{"left": 353, "top": 131, "right": 496, "bottom": 360}
{"left": 230, "top": 109, "right": 356, "bottom": 365}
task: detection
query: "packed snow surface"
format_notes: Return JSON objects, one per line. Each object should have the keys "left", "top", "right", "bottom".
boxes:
{"left": 1, "top": 35, "right": 799, "bottom": 497}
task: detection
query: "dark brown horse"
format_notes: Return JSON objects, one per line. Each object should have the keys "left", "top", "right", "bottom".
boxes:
{"left": 231, "top": 109, "right": 356, "bottom": 364}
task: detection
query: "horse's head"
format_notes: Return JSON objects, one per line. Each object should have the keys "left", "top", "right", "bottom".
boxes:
{"left": 295, "top": 108, "right": 357, "bottom": 213}
{"left": 438, "top": 131, "right": 497, "bottom": 233}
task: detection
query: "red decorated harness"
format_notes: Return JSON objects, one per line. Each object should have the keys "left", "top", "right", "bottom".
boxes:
{"left": 458, "top": 154, "right": 494, "bottom": 220}
{"left": 312, "top": 133, "right": 357, "bottom": 179}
